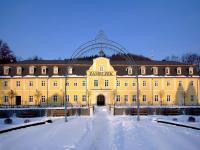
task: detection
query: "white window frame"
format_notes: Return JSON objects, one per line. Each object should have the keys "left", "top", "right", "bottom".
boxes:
{"left": 53, "top": 66, "right": 58, "bottom": 74}
{"left": 165, "top": 67, "right": 170, "bottom": 75}
{"left": 16, "top": 81, "right": 20, "bottom": 87}
{"left": 94, "top": 80, "right": 98, "bottom": 87}
{"left": 105, "top": 80, "right": 109, "bottom": 87}
{"left": 74, "top": 95, "right": 78, "bottom": 102}
{"left": 16, "top": 66, "right": 22, "bottom": 75}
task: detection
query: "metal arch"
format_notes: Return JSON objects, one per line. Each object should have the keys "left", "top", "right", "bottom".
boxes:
{"left": 64, "top": 33, "right": 140, "bottom": 121}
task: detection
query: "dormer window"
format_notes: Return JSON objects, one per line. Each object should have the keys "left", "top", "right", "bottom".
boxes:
{"left": 126, "top": 66, "right": 132, "bottom": 75}
{"left": 29, "top": 66, "right": 35, "bottom": 75}
{"left": 152, "top": 67, "right": 158, "bottom": 75}
{"left": 68, "top": 66, "right": 73, "bottom": 74}
{"left": 53, "top": 66, "right": 58, "bottom": 74}
{"left": 3, "top": 66, "right": 10, "bottom": 75}
{"left": 189, "top": 67, "right": 193, "bottom": 75}
{"left": 41, "top": 66, "right": 47, "bottom": 75}
{"left": 165, "top": 67, "right": 170, "bottom": 75}
{"left": 177, "top": 67, "right": 182, "bottom": 75}
{"left": 16, "top": 66, "right": 22, "bottom": 75}
{"left": 141, "top": 66, "right": 146, "bottom": 75}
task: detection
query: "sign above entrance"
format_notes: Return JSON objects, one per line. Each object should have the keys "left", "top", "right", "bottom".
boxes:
{"left": 90, "top": 71, "right": 113, "bottom": 76}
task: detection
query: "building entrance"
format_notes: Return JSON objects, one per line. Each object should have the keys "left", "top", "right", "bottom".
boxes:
{"left": 97, "top": 95, "right": 105, "bottom": 106}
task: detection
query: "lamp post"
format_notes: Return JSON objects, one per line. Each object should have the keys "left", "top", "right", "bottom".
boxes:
{"left": 64, "top": 74, "right": 68, "bottom": 122}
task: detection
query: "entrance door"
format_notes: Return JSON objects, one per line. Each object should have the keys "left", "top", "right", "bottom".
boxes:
{"left": 16, "top": 96, "right": 21, "bottom": 105}
{"left": 97, "top": 95, "right": 105, "bottom": 106}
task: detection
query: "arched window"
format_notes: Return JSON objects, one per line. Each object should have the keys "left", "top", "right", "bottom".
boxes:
{"left": 152, "top": 67, "right": 158, "bottom": 75}
{"left": 141, "top": 66, "right": 146, "bottom": 75}
{"left": 29, "top": 66, "right": 35, "bottom": 75}
{"left": 41, "top": 66, "right": 47, "bottom": 75}
{"left": 16, "top": 66, "right": 22, "bottom": 75}
{"left": 165, "top": 67, "right": 170, "bottom": 75}
{"left": 177, "top": 67, "right": 182, "bottom": 75}
{"left": 189, "top": 67, "right": 193, "bottom": 75}
{"left": 126, "top": 66, "right": 132, "bottom": 75}
{"left": 53, "top": 66, "right": 58, "bottom": 74}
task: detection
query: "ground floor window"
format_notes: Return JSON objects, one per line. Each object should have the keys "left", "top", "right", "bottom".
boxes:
{"left": 167, "top": 95, "right": 170, "bottom": 101}
{"left": 74, "top": 95, "right": 78, "bottom": 102}
{"left": 82, "top": 95, "right": 86, "bottom": 101}
{"left": 41, "top": 96, "right": 45, "bottom": 102}
{"left": 29, "top": 96, "right": 33, "bottom": 102}
{"left": 124, "top": 95, "right": 128, "bottom": 102}
{"left": 190, "top": 95, "right": 194, "bottom": 101}
{"left": 65, "top": 95, "right": 69, "bottom": 102}
{"left": 53, "top": 95, "right": 58, "bottom": 102}
{"left": 3, "top": 96, "right": 9, "bottom": 103}
{"left": 142, "top": 95, "right": 146, "bottom": 101}
{"left": 154, "top": 95, "right": 159, "bottom": 101}
{"left": 132, "top": 95, "right": 136, "bottom": 102}
{"left": 116, "top": 95, "right": 120, "bottom": 102}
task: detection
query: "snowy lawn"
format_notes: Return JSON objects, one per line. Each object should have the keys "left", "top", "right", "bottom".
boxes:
{"left": 0, "top": 107, "right": 200, "bottom": 150}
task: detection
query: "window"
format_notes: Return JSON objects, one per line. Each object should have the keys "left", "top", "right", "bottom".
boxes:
{"left": 16, "top": 81, "right": 20, "bottom": 87}
{"left": 53, "top": 66, "right": 58, "bottom": 74}
{"left": 65, "top": 95, "right": 69, "bottom": 102}
{"left": 74, "top": 81, "right": 77, "bottom": 86}
{"left": 142, "top": 95, "right": 146, "bottom": 101}
{"left": 132, "top": 95, "right": 136, "bottom": 102}
{"left": 53, "top": 95, "right": 58, "bottom": 102}
{"left": 152, "top": 67, "right": 158, "bottom": 75}
{"left": 125, "top": 81, "right": 128, "bottom": 87}
{"left": 41, "top": 96, "right": 45, "bottom": 102}
{"left": 82, "top": 95, "right": 86, "bottom": 101}
{"left": 132, "top": 81, "right": 136, "bottom": 86}
{"left": 3, "top": 81, "right": 8, "bottom": 87}
{"left": 116, "top": 80, "right": 120, "bottom": 87}
{"left": 100, "top": 66, "right": 104, "bottom": 72}
{"left": 3, "top": 66, "right": 10, "bottom": 75}
{"left": 189, "top": 67, "right": 193, "bottom": 75}
{"left": 124, "top": 95, "right": 128, "bottom": 102}
{"left": 167, "top": 81, "right": 170, "bottom": 86}
{"left": 74, "top": 95, "right": 78, "bottom": 102}
{"left": 116, "top": 95, "right": 120, "bottom": 102}
{"left": 41, "top": 66, "right": 47, "bottom": 74}
{"left": 126, "top": 67, "right": 132, "bottom": 75}
{"left": 178, "top": 81, "right": 182, "bottom": 86}
{"left": 29, "top": 66, "right": 35, "bottom": 74}
{"left": 143, "top": 81, "right": 146, "bottom": 86}
{"left": 167, "top": 95, "right": 170, "bottom": 102}
{"left": 66, "top": 82, "right": 69, "bottom": 86}
{"left": 29, "top": 96, "right": 33, "bottom": 102}
{"left": 141, "top": 66, "right": 146, "bottom": 75}
{"left": 41, "top": 81, "right": 45, "bottom": 86}
{"left": 82, "top": 80, "right": 86, "bottom": 86}
{"left": 190, "top": 81, "right": 194, "bottom": 86}
{"left": 155, "top": 81, "right": 158, "bottom": 86}
{"left": 16, "top": 66, "right": 22, "bottom": 75}
{"left": 29, "top": 81, "right": 33, "bottom": 86}
{"left": 165, "top": 67, "right": 170, "bottom": 75}
{"left": 53, "top": 81, "right": 58, "bottom": 87}
{"left": 154, "top": 95, "right": 159, "bottom": 101}
{"left": 68, "top": 66, "right": 73, "bottom": 74}
{"left": 94, "top": 80, "right": 98, "bottom": 87}
{"left": 3, "top": 96, "right": 9, "bottom": 103}
{"left": 177, "top": 67, "right": 181, "bottom": 75}
{"left": 105, "top": 80, "right": 109, "bottom": 87}
{"left": 190, "top": 95, "right": 194, "bottom": 101}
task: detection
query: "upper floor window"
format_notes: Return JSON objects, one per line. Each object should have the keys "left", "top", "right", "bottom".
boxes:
{"left": 141, "top": 66, "right": 146, "bottom": 75}
{"left": 167, "top": 81, "right": 170, "bottom": 86}
{"left": 29, "top": 66, "right": 35, "bottom": 75}
{"left": 29, "top": 81, "right": 33, "bottom": 86}
{"left": 16, "top": 81, "right": 20, "bottom": 87}
{"left": 152, "top": 67, "right": 158, "bottom": 75}
{"left": 16, "top": 66, "right": 22, "bottom": 75}
{"left": 126, "top": 66, "right": 132, "bottom": 75}
{"left": 41, "top": 81, "right": 45, "bottom": 86}
{"left": 178, "top": 81, "right": 182, "bottom": 86}
{"left": 82, "top": 95, "right": 86, "bottom": 101}
{"left": 165, "top": 67, "right": 170, "bottom": 75}
{"left": 143, "top": 81, "right": 146, "bottom": 86}
{"left": 177, "top": 67, "right": 182, "bottom": 75}
{"left": 105, "top": 80, "right": 109, "bottom": 87}
{"left": 116, "top": 80, "right": 120, "bottom": 87}
{"left": 82, "top": 80, "right": 86, "bottom": 86}
{"left": 3, "top": 80, "right": 8, "bottom": 87}
{"left": 125, "top": 81, "right": 128, "bottom": 87}
{"left": 189, "top": 67, "right": 193, "bottom": 75}
{"left": 3, "top": 66, "right": 10, "bottom": 75}
{"left": 132, "top": 81, "right": 136, "bottom": 86}
{"left": 100, "top": 66, "right": 104, "bottom": 72}
{"left": 74, "top": 81, "right": 77, "bottom": 86}
{"left": 53, "top": 81, "right": 58, "bottom": 87}
{"left": 94, "top": 80, "right": 98, "bottom": 87}
{"left": 41, "top": 66, "right": 47, "bottom": 75}
{"left": 155, "top": 81, "right": 158, "bottom": 86}
{"left": 190, "top": 81, "right": 194, "bottom": 86}
{"left": 68, "top": 66, "right": 73, "bottom": 74}
{"left": 53, "top": 66, "right": 58, "bottom": 74}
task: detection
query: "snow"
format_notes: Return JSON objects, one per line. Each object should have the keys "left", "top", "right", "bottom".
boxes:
{"left": 0, "top": 107, "right": 200, "bottom": 150}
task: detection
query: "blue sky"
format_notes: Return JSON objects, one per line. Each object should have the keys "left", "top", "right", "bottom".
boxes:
{"left": 0, "top": 0, "right": 200, "bottom": 60}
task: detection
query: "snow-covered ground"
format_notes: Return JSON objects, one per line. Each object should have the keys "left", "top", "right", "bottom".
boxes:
{"left": 0, "top": 107, "right": 200, "bottom": 150}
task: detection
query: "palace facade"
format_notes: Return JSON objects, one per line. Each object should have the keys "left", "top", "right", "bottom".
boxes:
{"left": 0, "top": 55, "right": 199, "bottom": 106}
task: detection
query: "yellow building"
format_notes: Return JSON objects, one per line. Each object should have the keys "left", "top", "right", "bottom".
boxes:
{"left": 0, "top": 55, "right": 199, "bottom": 106}
{"left": 0, "top": 34, "right": 199, "bottom": 107}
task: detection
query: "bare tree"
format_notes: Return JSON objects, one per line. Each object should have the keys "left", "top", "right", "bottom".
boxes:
{"left": 0, "top": 40, "right": 16, "bottom": 63}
